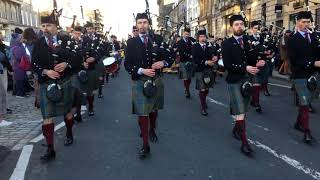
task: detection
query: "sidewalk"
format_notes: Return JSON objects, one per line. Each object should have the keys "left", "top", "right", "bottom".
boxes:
{"left": 0, "top": 93, "right": 42, "bottom": 161}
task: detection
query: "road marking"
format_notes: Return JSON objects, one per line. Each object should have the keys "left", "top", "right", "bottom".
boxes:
{"left": 249, "top": 139, "right": 320, "bottom": 180}
{"left": 206, "top": 97, "right": 228, "bottom": 108}
{"left": 208, "top": 96, "right": 320, "bottom": 179}
{"left": 9, "top": 145, "right": 33, "bottom": 180}
{"left": 268, "top": 83, "right": 291, "bottom": 89}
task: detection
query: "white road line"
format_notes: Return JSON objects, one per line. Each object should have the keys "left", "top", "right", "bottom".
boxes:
{"left": 206, "top": 97, "right": 228, "bottom": 108}
{"left": 9, "top": 145, "right": 33, "bottom": 180}
{"left": 208, "top": 96, "right": 320, "bottom": 179}
{"left": 268, "top": 82, "right": 291, "bottom": 89}
{"left": 249, "top": 139, "right": 320, "bottom": 180}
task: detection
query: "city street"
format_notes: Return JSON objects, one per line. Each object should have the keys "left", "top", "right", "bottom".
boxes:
{"left": 1, "top": 70, "right": 319, "bottom": 180}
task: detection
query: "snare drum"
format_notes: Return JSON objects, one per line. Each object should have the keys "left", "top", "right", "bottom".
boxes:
{"left": 103, "top": 57, "right": 119, "bottom": 74}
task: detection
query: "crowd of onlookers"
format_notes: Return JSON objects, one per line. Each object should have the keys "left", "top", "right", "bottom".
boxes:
{"left": 0, "top": 27, "right": 38, "bottom": 127}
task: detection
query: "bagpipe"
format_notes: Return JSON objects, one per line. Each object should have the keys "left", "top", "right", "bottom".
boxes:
{"left": 303, "top": 1, "right": 320, "bottom": 93}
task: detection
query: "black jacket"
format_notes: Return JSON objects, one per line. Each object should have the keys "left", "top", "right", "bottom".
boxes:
{"left": 287, "top": 32, "right": 319, "bottom": 79}
{"left": 124, "top": 35, "right": 172, "bottom": 81}
{"left": 32, "top": 34, "right": 80, "bottom": 83}
{"left": 177, "top": 37, "right": 194, "bottom": 62}
{"left": 192, "top": 42, "right": 214, "bottom": 72}
{"left": 222, "top": 36, "right": 257, "bottom": 84}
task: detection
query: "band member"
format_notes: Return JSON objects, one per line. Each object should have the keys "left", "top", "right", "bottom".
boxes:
{"left": 124, "top": 13, "right": 171, "bottom": 159}
{"left": 82, "top": 22, "right": 102, "bottom": 116}
{"left": 248, "top": 21, "right": 267, "bottom": 113}
{"left": 69, "top": 26, "right": 86, "bottom": 122}
{"left": 192, "top": 29, "right": 218, "bottom": 116}
{"left": 287, "top": 11, "right": 320, "bottom": 144}
{"left": 222, "top": 15, "right": 263, "bottom": 155}
{"left": 132, "top": 26, "right": 139, "bottom": 38}
{"left": 32, "top": 12, "right": 80, "bottom": 161}
{"left": 177, "top": 28, "right": 194, "bottom": 98}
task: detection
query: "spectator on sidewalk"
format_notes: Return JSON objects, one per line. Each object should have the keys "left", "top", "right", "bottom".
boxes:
{"left": 0, "top": 50, "right": 12, "bottom": 127}
{"left": 279, "top": 30, "right": 292, "bottom": 75}
{"left": 11, "top": 33, "right": 29, "bottom": 98}
{"left": 0, "top": 33, "right": 13, "bottom": 114}
{"left": 22, "top": 28, "right": 38, "bottom": 95}
{"left": 22, "top": 28, "right": 39, "bottom": 107}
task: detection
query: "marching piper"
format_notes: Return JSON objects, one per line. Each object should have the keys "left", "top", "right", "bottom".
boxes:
{"left": 192, "top": 29, "right": 218, "bottom": 116}
{"left": 222, "top": 15, "right": 262, "bottom": 155}
{"left": 287, "top": 11, "right": 320, "bottom": 144}
{"left": 177, "top": 28, "right": 195, "bottom": 99}
{"left": 32, "top": 12, "right": 81, "bottom": 161}
{"left": 124, "top": 13, "right": 172, "bottom": 159}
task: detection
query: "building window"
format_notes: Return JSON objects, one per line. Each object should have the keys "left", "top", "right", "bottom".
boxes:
{"left": 289, "top": 13, "right": 298, "bottom": 31}
{"left": 30, "top": 13, "right": 33, "bottom": 26}
{"left": 316, "top": 8, "right": 320, "bottom": 28}
{"left": 0, "top": 1, "right": 3, "bottom": 18}
{"left": 25, "top": 11, "right": 29, "bottom": 25}
{"left": 11, "top": 6, "right": 17, "bottom": 21}
{"left": 5, "top": 2, "right": 9, "bottom": 19}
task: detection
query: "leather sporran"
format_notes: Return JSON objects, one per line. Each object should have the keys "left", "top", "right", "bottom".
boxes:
{"left": 46, "top": 82, "right": 63, "bottom": 103}
{"left": 240, "top": 80, "right": 254, "bottom": 98}
{"left": 143, "top": 80, "right": 157, "bottom": 98}
{"left": 78, "top": 70, "right": 88, "bottom": 83}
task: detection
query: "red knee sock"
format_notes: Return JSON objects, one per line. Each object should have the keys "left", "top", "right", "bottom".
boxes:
{"left": 184, "top": 79, "right": 191, "bottom": 92}
{"left": 42, "top": 123, "right": 55, "bottom": 148}
{"left": 199, "top": 91, "right": 206, "bottom": 110}
{"left": 64, "top": 117, "right": 74, "bottom": 138}
{"left": 87, "top": 96, "right": 94, "bottom": 111}
{"left": 149, "top": 111, "right": 158, "bottom": 132}
{"left": 235, "top": 120, "right": 248, "bottom": 145}
{"left": 252, "top": 86, "right": 260, "bottom": 105}
{"left": 138, "top": 116, "right": 149, "bottom": 147}
{"left": 299, "top": 106, "right": 310, "bottom": 131}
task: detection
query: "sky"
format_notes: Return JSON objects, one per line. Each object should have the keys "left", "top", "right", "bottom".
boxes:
{"left": 32, "top": 0, "right": 159, "bottom": 39}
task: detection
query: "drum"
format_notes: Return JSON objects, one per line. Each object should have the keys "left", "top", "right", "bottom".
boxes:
{"left": 103, "top": 57, "right": 119, "bottom": 74}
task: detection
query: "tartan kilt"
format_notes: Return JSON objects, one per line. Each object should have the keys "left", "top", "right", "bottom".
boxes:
{"left": 39, "top": 77, "right": 74, "bottom": 119}
{"left": 84, "top": 69, "right": 99, "bottom": 95}
{"left": 179, "top": 62, "right": 194, "bottom": 80}
{"left": 131, "top": 76, "right": 164, "bottom": 116}
{"left": 227, "top": 83, "right": 251, "bottom": 115}
{"left": 71, "top": 74, "right": 81, "bottom": 90}
{"left": 293, "top": 79, "right": 315, "bottom": 106}
{"left": 195, "top": 71, "right": 213, "bottom": 90}
{"left": 256, "top": 64, "right": 270, "bottom": 84}
{"left": 96, "top": 60, "right": 105, "bottom": 78}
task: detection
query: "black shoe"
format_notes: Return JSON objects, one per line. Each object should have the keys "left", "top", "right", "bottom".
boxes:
{"left": 255, "top": 105, "right": 262, "bottom": 113}
{"left": 185, "top": 90, "right": 191, "bottom": 99}
{"left": 64, "top": 137, "right": 73, "bottom": 146}
{"left": 98, "top": 94, "right": 103, "bottom": 98}
{"left": 264, "top": 91, "right": 271, "bottom": 96}
{"left": 241, "top": 143, "right": 254, "bottom": 155}
{"left": 309, "top": 104, "right": 315, "bottom": 113}
{"left": 88, "top": 111, "right": 95, "bottom": 116}
{"left": 6, "top": 108, "right": 12, "bottom": 114}
{"left": 232, "top": 127, "right": 241, "bottom": 141}
{"left": 149, "top": 130, "right": 158, "bottom": 143}
{"left": 304, "top": 130, "right": 314, "bottom": 144}
{"left": 294, "top": 122, "right": 304, "bottom": 132}
{"left": 201, "top": 109, "right": 208, "bottom": 116}
{"left": 74, "top": 115, "right": 83, "bottom": 123}
{"left": 139, "top": 145, "right": 150, "bottom": 159}
{"left": 40, "top": 149, "right": 56, "bottom": 162}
